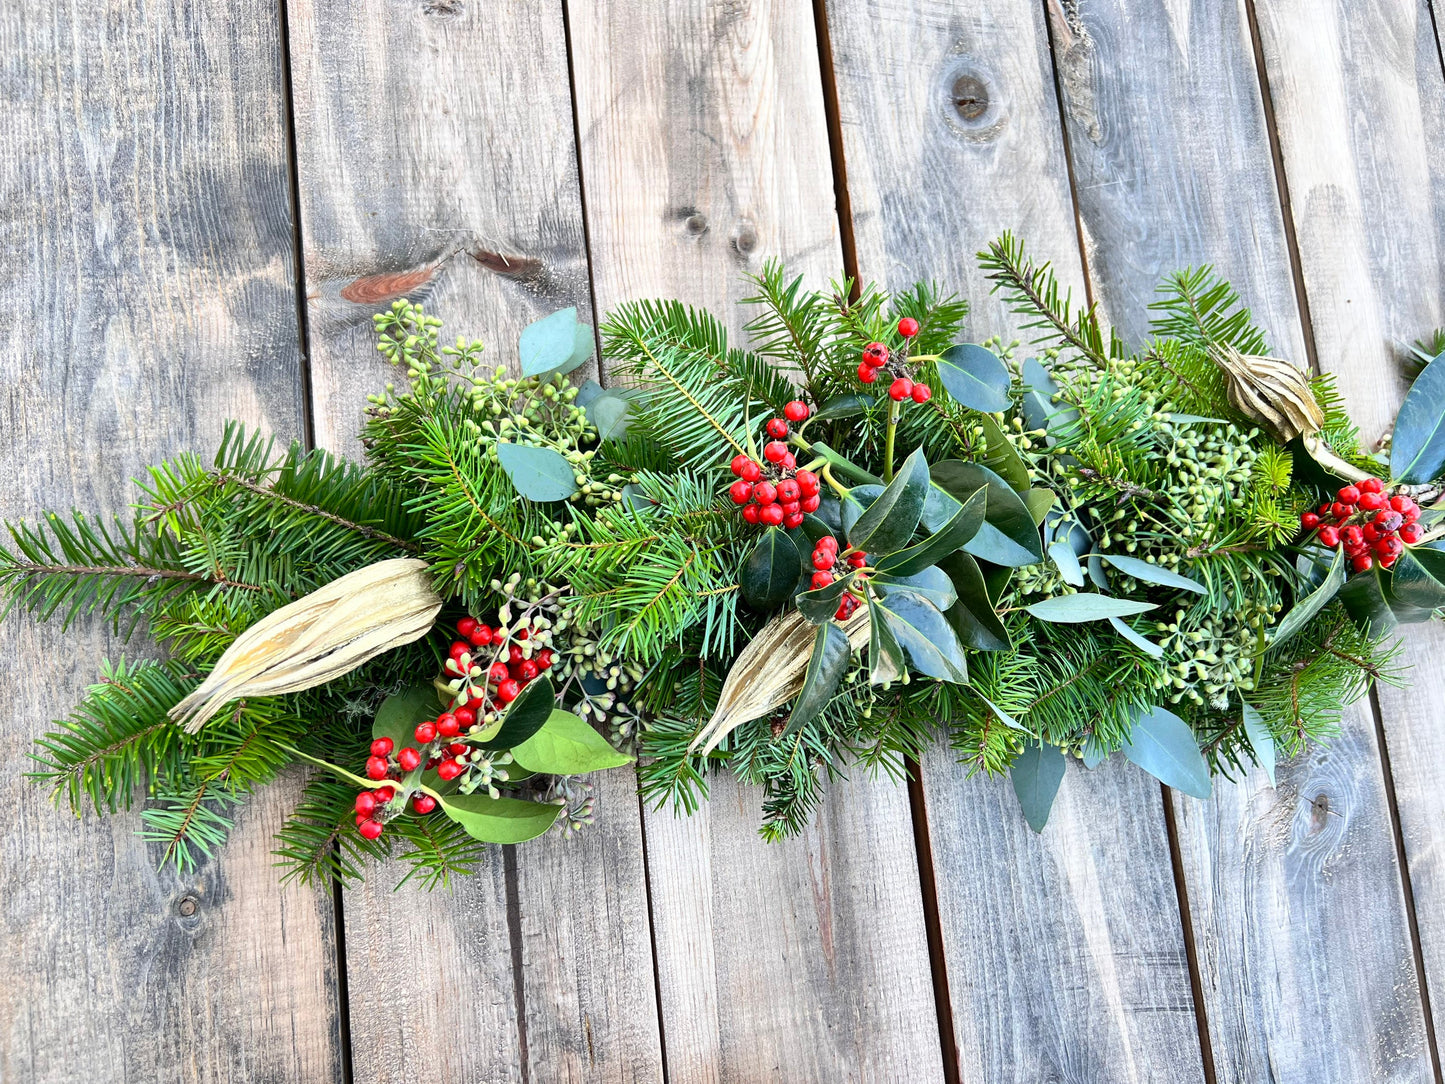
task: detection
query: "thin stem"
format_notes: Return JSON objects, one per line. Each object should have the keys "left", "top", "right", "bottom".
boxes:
{"left": 883, "top": 397, "right": 900, "bottom": 482}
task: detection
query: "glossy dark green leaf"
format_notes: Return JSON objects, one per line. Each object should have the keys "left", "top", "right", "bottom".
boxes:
{"left": 874, "top": 587, "right": 969, "bottom": 683}
{"left": 977, "top": 412, "right": 1029, "bottom": 492}
{"left": 1011, "top": 741, "right": 1066, "bottom": 832}
{"left": 1338, "top": 567, "right": 1401, "bottom": 635}
{"left": 496, "top": 442, "right": 578, "bottom": 501}
{"left": 510, "top": 710, "right": 633, "bottom": 775}
{"left": 806, "top": 393, "right": 874, "bottom": 425}
{"left": 1121, "top": 705, "right": 1211, "bottom": 798}
{"left": 1241, "top": 702, "right": 1275, "bottom": 786}
{"left": 927, "top": 460, "right": 1043, "bottom": 567}
{"left": 841, "top": 485, "right": 882, "bottom": 540}
{"left": 373, "top": 686, "right": 438, "bottom": 752}
{"left": 587, "top": 390, "right": 631, "bottom": 440}
{"left": 477, "top": 676, "right": 555, "bottom": 750}
{"left": 873, "top": 565, "right": 957, "bottom": 610}
{"left": 937, "top": 343, "right": 1011, "bottom": 412}
{"left": 939, "top": 552, "right": 1011, "bottom": 652}
{"left": 848, "top": 448, "right": 930, "bottom": 556}
{"left": 1025, "top": 593, "right": 1156, "bottom": 623}
{"left": 875, "top": 486, "right": 986, "bottom": 576}
{"left": 1391, "top": 351, "right": 1445, "bottom": 483}
{"left": 1271, "top": 547, "right": 1345, "bottom": 648}
{"left": 867, "top": 594, "right": 907, "bottom": 685}
{"left": 1020, "top": 357, "right": 1079, "bottom": 439}
{"left": 1048, "top": 541, "right": 1085, "bottom": 587}
{"left": 439, "top": 793, "right": 561, "bottom": 844}
{"left": 1108, "top": 616, "right": 1164, "bottom": 658}
{"left": 1101, "top": 554, "right": 1207, "bottom": 595}
{"left": 796, "top": 570, "right": 858, "bottom": 624}
{"left": 1390, "top": 544, "right": 1445, "bottom": 610}
{"left": 784, "top": 621, "right": 853, "bottom": 736}
{"left": 742, "top": 527, "right": 802, "bottom": 611}
{"left": 812, "top": 495, "right": 845, "bottom": 537}
{"left": 519, "top": 307, "right": 579, "bottom": 377}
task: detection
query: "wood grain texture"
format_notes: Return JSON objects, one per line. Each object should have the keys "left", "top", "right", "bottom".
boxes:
{"left": 568, "top": 1, "right": 944, "bottom": 1077}
{"left": 285, "top": 1, "right": 664, "bottom": 1078}
{"left": 825, "top": 1, "right": 1207, "bottom": 1077}
{"left": 0, "top": 1, "right": 341, "bottom": 1081}
{"left": 1049, "top": 0, "right": 1434, "bottom": 1076}
{"left": 1254, "top": 0, "right": 1445, "bottom": 1067}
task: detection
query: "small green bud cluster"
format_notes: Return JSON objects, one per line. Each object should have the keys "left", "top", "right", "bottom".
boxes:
{"left": 546, "top": 776, "right": 596, "bottom": 838}
{"left": 459, "top": 750, "right": 514, "bottom": 800}
{"left": 1150, "top": 600, "right": 1280, "bottom": 710}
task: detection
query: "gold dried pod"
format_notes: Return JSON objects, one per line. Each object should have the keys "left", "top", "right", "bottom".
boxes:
{"left": 690, "top": 606, "right": 872, "bottom": 756}
{"left": 1209, "top": 344, "right": 1325, "bottom": 442}
{"left": 169, "top": 557, "right": 442, "bottom": 733}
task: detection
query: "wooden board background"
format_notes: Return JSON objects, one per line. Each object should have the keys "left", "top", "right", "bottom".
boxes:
{"left": 2, "top": 0, "right": 1444, "bottom": 1079}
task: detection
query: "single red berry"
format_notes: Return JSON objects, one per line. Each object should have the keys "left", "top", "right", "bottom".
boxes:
{"left": 1375, "top": 536, "right": 1404, "bottom": 558}
{"left": 468, "top": 626, "right": 493, "bottom": 647}
{"left": 780, "top": 502, "right": 801, "bottom": 518}
{"left": 1360, "top": 477, "right": 1385, "bottom": 493}
{"left": 1404, "top": 507, "right": 1421, "bottom": 524}
{"left": 729, "top": 479, "right": 754, "bottom": 504}
{"left": 740, "top": 460, "right": 763, "bottom": 482}
{"left": 1343, "top": 524, "right": 1365, "bottom": 543}
{"left": 457, "top": 617, "right": 478, "bottom": 638}
{"left": 783, "top": 512, "right": 804, "bottom": 528}
{"left": 355, "top": 791, "right": 378, "bottom": 816}
{"left": 795, "top": 469, "right": 819, "bottom": 495}
{"left": 863, "top": 342, "right": 889, "bottom": 367}
{"left": 1401, "top": 523, "right": 1424, "bottom": 544}
{"left": 1357, "top": 491, "right": 1386, "bottom": 511}
{"left": 358, "top": 819, "right": 384, "bottom": 841}
{"left": 505, "top": 645, "right": 523, "bottom": 666}
{"left": 741, "top": 503, "right": 761, "bottom": 524}
{"left": 753, "top": 481, "right": 778, "bottom": 505}
{"left": 448, "top": 742, "right": 468, "bottom": 756}
{"left": 847, "top": 550, "right": 868, "bottom": 568}
{"left": 449, "top": 641, "right": 470, "bottom": 661}
{"left": 888, "top": 377, "right": 913, "bottom": 402}
{"left": 784, "top": 400, "right": 810, "bottom": 422}
{"left": 411, "top": 794, "right": 437, "bottom": 815}
{"left": 766, "top": 418, "right": 790, "bottom": 439}
{"left": 1331, "top": 502, "right": 1352, "bottom": 520}
{"left": 857, "top": 362, "right": 878, "bottom": 384}
{"left": 811, "top": 571, "right": 835, "bottom": 589}
{"left": 800, "top": 493, "right": 820, "bottom": 513}
{"left": 781, "top": 452, "right": 796, "bottom": 470}
{"left": 1375, "top": 510, "right": 1404, "bottom": 532}
{"left": 1318, "top": 525, "right": 1340, "bottom": 547}
{"left": 759, "top": 503, "right": 785, "bottom": 526}
{"left": 1301, "top": 512, "right": 1321, "bottom": 529}
{"left": 812, "top": 551, "right": 835, "bottom": 570}
{"left": 397, "top": 747, "right": 422, "bottom": 771}
{"left": 536, "top": 649, "right": 554, "bottom": 670}
{"left": 365, "top": 755, "right": 389, "bottom": 780}
{"left": 355, "top": 812, "right": 370, "bottom": 827}
{"left": 764, "top": 441, "right": 788, "bottom": 463}
{"left": 374, "top": 784, "right": 397, "bottom": 803}
{"left": 835, "top": 596, "right": 859, "bottom": 620}
{"left": 897, "top": 316, "right": 920, "bottom": 338}
{"left": 910, "top": 383, "right": 932, "bottom": 404}
{"left": 437, "top": 760, "right": 464, "bottom": 782}
{"left": 515, "top": 628, "right": 529, "bottom": 642}
{"left": 1338, "top": 485, "right": 1361, "bottom": 504}
{"left": 1381, "top": 552, "right": 1400, "bottom": 569}
{"left": 1362, "top": 523, "right": 1381, "bottom": 543}
{"left": 1391, "top": 495, "right": 1415, "bottom": 513}
{"left": 730, "top": 454, "right": 751, "bottom": 477}
{"left": 437, "top": 713, "right": 461, "bottom": 738}
{"left": 488, "top": 662, "right": 510, "bottom": 684}
{"left": 777, "top": 479, "right": 801, "bottom": 503}
{"left": 414, "top": 721, "right": 438, "bottom": 744}
{"left": 517, "top": 659, "right": 539, "bottom": 681}
{"left": 1352, "top": 554, "right": 1374, "bottom": 572}
{"left": 817, "top": 535, "right": 838, "bottom": 552}
{"left": 370, "top": 737, "right": 394, "bottom": 758}
{"left": 496, "top": 679, "right": 521, "bottom": 704}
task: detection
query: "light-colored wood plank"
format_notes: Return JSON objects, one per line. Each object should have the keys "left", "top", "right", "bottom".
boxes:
{"left": 1252, "top": 0, "right": 1445, "bottom": 1071}
{"left": 284, "top": 1, "right": 663, "bottom": 1078}
{"left": 569, "top": 2, "right": 944, "bottom": 1077}
{"left": 1050, "top": 0, "right": 1435, "bottom": 1076}
{"left": 826, "top": 1, "right": 1208, "bottom": 1077}
{"left": 0, "top": 1, "right": 341, "bottom": 1081}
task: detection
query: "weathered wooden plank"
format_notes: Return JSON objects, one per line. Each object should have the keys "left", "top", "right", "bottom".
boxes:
{"left": 0, "top": 2, "right": 341, "bottom": 1082}
{"left": 1051, "top": 0, "right": 1435, "bottom": 1077}
{"left": 1251, "top": 0, "right": 1445, "bottom": 1072}
{"left": 825, "top": 1, "right": 1207, "bottom": 1078}
{"left": 284, "top": 0, "right": 663, "bottom": 1078}
{"left": 568, "top": 2, "right": 944, "bottom": 1077}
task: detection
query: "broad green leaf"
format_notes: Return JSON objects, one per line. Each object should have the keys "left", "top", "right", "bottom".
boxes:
{"left": 496, "top": 442, "right": 578, "bottom": 502}
{"left": 841, "top": 485, "right": 882, "bottom": 540}
{"left": 937, "top": 343, "right": 1011, "bottom": 412}
{"left": 927, "top": 461, "right": 1043, "bottom": 567}
{"left": 742, "top": 527, "right": 802, "bottom": 611}
{"left": 1108, "top": 616, "right": 1164, "bottom": 658}
{"left": 1390, "top": 545, "right": 1445, "bottom": 610}
{"left": 977, "top": 412, "right": 1029, "bottom": 492}
{"left": 1391, "top": 351, "right": 1445, "bottom": 483}
{"left": 796, "top": 570, "right": 859, "bottom": 624}
{"left": 1337, "top": 566, "right": 1402, "bottom": 635}
{"left": 1271, "top": 547, "right": 1345, "bottom": 647}
{"left": 1086, "top": 552, "right": 1109, "bottom": 590}
{"left": 784, "top": 622, "right": 853, "bottom": 735}
{"left": 873, "top": 565, "right": 957, "bottom": 610}
{"left": 1011, "top": 741, "right": 1066, "bottom": 832}
{"left": 940, "top": 552, "right": 1011, "bottom": 652}
{"left": 510, "top": 710, "right": 633, "bottom": 775}
{"left": 977, "top": 693, "right": 1024, "bottom": 731}
{"left": 1167, "top": 413, "right": 1226, "bottom": 425}
{"left": 875, "top": 587, "right": 969, "bottom": 683}
{"left": 575, "top": 378, "right": 604, "bottom": 408}
{"left": 439, "top": 793, "right": 561, "bottom": 844}
{"left": 558, "top": 322, "right": 597, "bottom": 376}
{"left": 519, "top": 307, "right": 580, "bottom": 377}
{"left": 1048, "top": 541, "right": 1085, "bottom": 587}
{"left": 587, "top": 390, "right": 631, "bottom": 440}
{"left": 477, "top": 676, "right": 555, "bottom": 750}
{"left": 875, "top": 487, "right": 986, "bottom": 576}
{"left": 807, "top": 393, "right": 874, "bottom": 425}
{"left": 373, "top": 686, "right": 437, "bottom": 752}
{"left": 1102, "top": 554, "right": 1207, "bottom": 595}
{"left": 1025, "top": 593, "right": 1156, "bottom": 623}
{"left": 1023, "top": 489, "right": 1055, "bottom": 526}
{"left": 1241, "top": 702, "right": 1275, "bottom": 786}
{"left": 1121, "top": 705, "right": 1212, "bottom": 798}
{"left": 620, "top": 483, "right": 656, "bottom": 513}
{"left": 867, "top": 594, "right": 907, "bottom": 685}
{"left": 1020, "top": 357, "right": 1079, "bottom": 439}
{"left": 848, "top": 448, "right": 930, "bottom": 556}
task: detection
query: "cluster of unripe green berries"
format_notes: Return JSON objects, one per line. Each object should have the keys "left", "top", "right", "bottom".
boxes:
{"left": 809, "top": 534, "right": 867, "bottom": 619}
{"left": 1300, "top": 478, "right": 1422, "bottom": 572}
{"left": 728, "top": 401, "right": 822, "bottom": 528}
{"left": 857, "top": 317, "right": 932, "bottom": 404}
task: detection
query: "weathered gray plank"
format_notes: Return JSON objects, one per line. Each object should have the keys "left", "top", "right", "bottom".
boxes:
{"left": 0, "top": 2, "right": 342, "bottom": 1082}
{"left": 825, "top": 1, "right": 1207, "bottom": 1078}
{"left": 284, "top": 0, "right": 663, "bottom": 1078}
{"left": 568, "top": 2, "right": 944, "bottom": 1077}
{"left": 1051, "top": 0, "right": 1434, "bottom": 1077}
{"left": 1251, "top": 0, "right": 1445, "bottom": 1071}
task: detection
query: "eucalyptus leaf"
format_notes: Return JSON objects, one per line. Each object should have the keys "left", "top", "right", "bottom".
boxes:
{"left": 1121, "top": 705, "right": 1212, "bottom": 798}
{"left": 742, "top": 527, "right": 802, "bottom": 611}
{"left": 1020, "top": 357, "right": 1079, "bottom": 439}
{"left": 519, "top": 307, "right": 579, "bottom": 377}
{"left": 936, "top": 343, "right": 1011, "bottom": 412}
{"left": 1271, "top": 547, "right": 1345, "bottom": 648}
{"left": 1241, "top": 702, "right": 1275, "bottom": 786}
{"left": 557, "top": 322, "right": 597, "bottom": 377}
{"left": 977, "top": 693, "right": 1024, "bottom": 731}
{"left": 875, "top": 487, "right": 986, "bottom": 576}
{"left": 1081, "top": 733, "right": 1108, "bottom": 769}
{"left": 785, "top": 622, "right": 853, "bottom": 735}
{"left": 1011, "top": 740, "right": 1066, "bottom": 832}
{"left": 1048, "top": 541, "right": 1085, "bottom": 587}
{"left": 1101, "top": 554, "right": 1207, "bottom": 595}
{"left": 977, "top": 412, "right": 1029, "bottom": 492}
{"left": 940, "top": 552, "right": 1011, "bottom": 651}
{"left": 874, "top": 587, "right": 969, "bottom": 683}
{"left": 1391, "top": 350, "right": 1445, "bottom": 483}
{"left": 1108, "top": 616, "right": 1164, "bottom": 658}
{"left": 510, "top": 710, "right": 633, "bottom": 775}
{"left": 587, "top": 390, "right": 631, "bottom": 440}
{"left": 867, "top": 594, "right": 907, "bottom": 685}
{"left": 1086, "top": 552, "right": 1109, "bottom": 590}
{"left": 848, "top": 448, "right": 930, "bottom": 556}
{"left": 372, "top": 686, "right": 437, "bottom": 751}
{"left": 439, "top": 793, "right": 561, "bottom": 844}
{"left": 477, "top": 676, "right": 555, "bottom": 750}
{"left": 575, "top": 378, "right": 604, "bottom": 409}
{"left": 620, "top": 483, "right": 657, "bottom": 513}
{"left": 496, "top": 442, "right": 578, "bottom": 502}
{"left": 1025, "top": 593, "right": 1156, "bottom": 623}
{"left": 873, "top": 565, "right": 957, "bottom": 610}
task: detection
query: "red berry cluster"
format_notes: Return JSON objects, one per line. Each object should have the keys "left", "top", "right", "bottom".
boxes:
{"left": 729, "top": 400, "right": 822, "bottom": 528}
{"left": 1299, "top": 478, "right": 1423, "bottom": 572}
{"left": 809, "top": 534, "right": 868, "bottom": 619}
{"left": 445, "top": 615, "right": 553, "bottom": 708}
{"left": 857, "top": 317, "right": 932, "bottom": 404}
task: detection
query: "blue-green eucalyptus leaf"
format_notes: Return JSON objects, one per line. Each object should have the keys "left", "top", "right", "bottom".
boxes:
{"left": 1011, "top": 741, "right": 1066, "bottom": 832}
{"left": 1102, "top": 554, "right": 1206, "bottom": 595}
{"left": 1121, "top": 705, "right": 1211, "bottom": 798}
{"left": 1241, "top": 703, "right": 1275, "bottom": 786}
{"left": 1025, "top": 593, "right": 1156, "bottom": 623}
{"left": 936, "top": 343, "right": 1011, "bottom": 412}
{"left": 495, "top": 443, "right": 578, "bottom": 502}
{"left": 519, "top": 307, "right": 580, "bottom": 377}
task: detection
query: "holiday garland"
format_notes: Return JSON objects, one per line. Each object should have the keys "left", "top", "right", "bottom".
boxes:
{"left": 2, "top": 235, "right": 1442, "bottom": 885}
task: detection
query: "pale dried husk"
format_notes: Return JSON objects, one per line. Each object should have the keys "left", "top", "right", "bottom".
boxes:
{"left": 1210, "top": 345, "right": 1324, "bottom": 442}
{"left": 169, "top": 557, "right": 442, "bottom": 733}
{"left": 690, "top": 606, "right": 872, "bottom": 756}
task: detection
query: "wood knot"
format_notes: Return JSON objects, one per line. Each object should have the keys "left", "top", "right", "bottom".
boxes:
{"left": 951, "top": 73, "right": 989, "bottom": 121}
{"left": 421, "top": 0, "right": 463, "bottom": 14}
{"left": 938, "top": 60, "right": 1003, "bottom": 141}
{"left": 1309, "top": 792, "right": 1331, "bottom": 833}
{"left": 732, "top": 220, "right": 759, "bottom": 258}
{"left": 339, "top": 266, "right": 436, "bottom": 305}
{"left": 684, "top": 213, "right": 708, "bottom": 236}
{"left": 176, "top": 894, "right": 199, "bottom": 917}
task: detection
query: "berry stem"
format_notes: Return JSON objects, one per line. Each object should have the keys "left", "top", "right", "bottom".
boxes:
{"left": 882, "top": 397, "right": 900, "bottom": 483}
{"left": 819, "top": 464, "right": 851, "bottom": 501}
